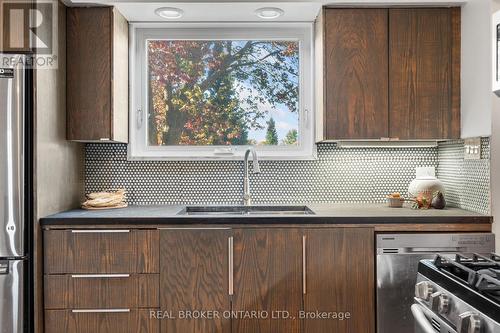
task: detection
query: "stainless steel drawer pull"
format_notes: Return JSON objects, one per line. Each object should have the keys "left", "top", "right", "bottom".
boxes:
{"left": 71, "top": 230, "right": 130, "bottom": 233}
{"left": 71, "top": 274, "right": 130, "bottom": 278}
{"left": 72, "top": 309, "right": 130, "bottom": 313}
{"left": 158, "top": 228, "right": 231, "bottom": 230}
{"left": 302, "top": 235, "right": 307, "bottom": 295}
{"left": 229, "top": 236, "right": 234, "bottom": 296}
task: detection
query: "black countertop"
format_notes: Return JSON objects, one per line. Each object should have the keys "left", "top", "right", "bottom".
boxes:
{"left": 40, "top": 203, "right": 492, "bottom": 226}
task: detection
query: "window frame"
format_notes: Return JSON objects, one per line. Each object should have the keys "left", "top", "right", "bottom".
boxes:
{"left": 129, "top": 22, "right": 316, "bottom": 160}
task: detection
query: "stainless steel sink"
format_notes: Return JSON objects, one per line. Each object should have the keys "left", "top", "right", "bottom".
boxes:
{"left": 178, "top": 205, "right": 315, "bottom": 216}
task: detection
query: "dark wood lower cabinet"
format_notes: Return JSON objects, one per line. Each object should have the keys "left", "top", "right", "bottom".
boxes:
{"left": 159, "top": 228, "right": 231, "bottom": 333}
{"left": 303, "top": 228, "right": 375, "bottom": 333}
{"left": 44, "top": 229, "right": 159, "bottom": 274}
{"left": 43, "top": 227, "right": 376, "bottom": 333}
{"left": 232, "top": 229, "right": 303, "bottom": 333}
{"left": 45, "top": 309, "right": 158, "bottom": 333}
{"left": 44, "top": 274, "right": 159, "bottom": 309}
{"left": 43, "top": 229, "right": 160, "bottom": 333}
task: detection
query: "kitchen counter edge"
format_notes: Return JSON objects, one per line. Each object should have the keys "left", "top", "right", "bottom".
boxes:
{"left": 40, "top": 204, "right": 492, "bottom": 232}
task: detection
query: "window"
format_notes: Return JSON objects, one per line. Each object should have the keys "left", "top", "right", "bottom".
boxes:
{"left": 130, "top": 23, "right": 314, "bottom": 160}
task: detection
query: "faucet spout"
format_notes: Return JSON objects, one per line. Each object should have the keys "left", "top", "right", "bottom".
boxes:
{"left": 243, "top": 147, "right": 260, "bottom": 206}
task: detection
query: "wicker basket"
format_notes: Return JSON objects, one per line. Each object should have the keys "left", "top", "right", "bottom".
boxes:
{"left": 386, "top": 197, "right": 405, "bottom": 208}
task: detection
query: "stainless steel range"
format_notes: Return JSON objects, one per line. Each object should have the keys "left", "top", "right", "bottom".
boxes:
{"left": 413, "top": 253, "right": 500, "bottom": 333}
{"left": 377, "top": 233, "right": 495, "bottom": 333}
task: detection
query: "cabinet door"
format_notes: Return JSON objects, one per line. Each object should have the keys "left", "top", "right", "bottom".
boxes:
{"left": 44, "top": 229, "right": 158, "bottom": 274}
{"left": 232, "top": 229, "right": 302, "bottom": 333}
{"left": 159, "top": 229, "right": 231, "bottom": 333}
{"left": 389, "top": 8, "right": 460, "bottom": 139}
{"left": 0, "top": 0, "right": 33, "bottom": 52}
{"left": 45, "top": 309, "right": 158, "bottom": 333}
{"left": 324, "top": 9, "right": 389, "bottom": 139}
{"left": 66, "top": 7, "right": 112, "bottom": 141}
{"left": 44, "top": 229, "right": 136, "bottom": 274}
{"left": 303, "top": 228, "right": 375, "bottom": 333}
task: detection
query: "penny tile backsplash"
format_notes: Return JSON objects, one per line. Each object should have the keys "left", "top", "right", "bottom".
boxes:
{"left": 85, "top": 139, "right": 490, "bottom": 214}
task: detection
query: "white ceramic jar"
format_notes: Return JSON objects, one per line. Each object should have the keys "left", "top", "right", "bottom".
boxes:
{"left": 408, "top": 167, "right": 445, "bottom": 197}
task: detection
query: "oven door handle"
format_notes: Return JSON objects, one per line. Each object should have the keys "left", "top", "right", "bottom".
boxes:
{"left": 411, "top": 304, "right": 437, "bottom": 333}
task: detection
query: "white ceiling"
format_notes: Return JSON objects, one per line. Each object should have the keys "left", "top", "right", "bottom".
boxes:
{"left": 67, "top": 0, "right": 467, "bottom": 22}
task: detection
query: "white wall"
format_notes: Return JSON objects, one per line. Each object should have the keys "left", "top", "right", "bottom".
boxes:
{"left": 491, "top": 0, "right": 500, "bottom": 251}
{"left": 461, "top": 0, "right": 493, "bottom": 138}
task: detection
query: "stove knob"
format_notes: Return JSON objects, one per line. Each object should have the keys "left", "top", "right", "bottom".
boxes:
{"left": 458, "top": 312, "right": 481, "bottom": 333}
{"left": 430, "top": 292, "right": 450, "bottom": 315}
{"left": 437, "top": 293, "right": 450, "bottom": 315}
{"left": 415, "top": 281, "right": 434, "bottom": 301}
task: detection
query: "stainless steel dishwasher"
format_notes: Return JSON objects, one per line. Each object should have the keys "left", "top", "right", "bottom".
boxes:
{"left": 376, "top": 233, "right": 495, "bottom": 333}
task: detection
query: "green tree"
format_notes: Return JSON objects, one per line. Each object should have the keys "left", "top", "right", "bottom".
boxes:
{"left": 265, "top": 118, "right": 279, "bottom": 145}
{"left": 147, "top": 40, "right": 299, "bottom": 146}
{"left": 282, "top": 129, "right": 298, "bottom": 145}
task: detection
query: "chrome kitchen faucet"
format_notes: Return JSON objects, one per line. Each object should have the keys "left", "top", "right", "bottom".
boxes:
{"left": 243, "top": 148, "right": 261, "bottom": 206}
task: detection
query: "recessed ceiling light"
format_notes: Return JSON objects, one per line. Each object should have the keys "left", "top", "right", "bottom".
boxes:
{"left": 155, "top": 7, "right": 184, "bottom": 19}
{"left": 255, "top": 7, "right": 284, "bottom": 20}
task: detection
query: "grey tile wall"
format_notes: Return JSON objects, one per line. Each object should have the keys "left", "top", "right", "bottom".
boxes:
{"left": 85, "top": 143, "right": 437, "bottom": 205}
{"left": 436, "top": 138, "right": 491, "bottom": 215}
{"left": 84, "top": 140, "right": 491, "bottom": 214}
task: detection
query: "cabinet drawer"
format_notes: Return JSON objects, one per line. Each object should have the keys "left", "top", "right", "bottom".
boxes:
{"left": 44, "top": 229, "right": 159, "bottom": 274}
{"left": 45, "top": 309, "right": 159, "bottom": 333}
{"left": 44, "top": 274, "right": 159, "bottom": 309}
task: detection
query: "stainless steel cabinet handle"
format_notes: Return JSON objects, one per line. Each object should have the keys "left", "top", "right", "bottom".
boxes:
{"left": 229, "top": 236, "right": 234, "bottom": 296}
{"left": 71, "top": 230, "right": 130, "bottom": 233}
{"left": 406, "top": 247, "right": 463, "bottom": 253}
{"left": 72, "top": 309, "right": 130, "bottom": 313}
{"left": 158, "top": 228, "right": 231, "bottom": 230}
{"left": 71, "top": 274, "right": 130, "bottom": 278}
{"left": 303, "top": 235, "right": 306, "bottom": 295}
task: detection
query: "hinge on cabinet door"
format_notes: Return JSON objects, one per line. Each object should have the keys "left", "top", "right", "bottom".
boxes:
{"left": 136, "top": 108, "right": 144, "bottom": 129}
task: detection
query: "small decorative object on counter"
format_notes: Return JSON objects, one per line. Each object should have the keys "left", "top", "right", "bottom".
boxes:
{"left": 386, "top": 192, "right": 405, "bottom": 208}
{"left": 408, "top": 167, "right": 445, "bottom": 197}
{"left": 431, "top": 191, "right": 446, "bottom": 209}
{"left": 82, "top": 189, "right": 127, "bottom": 210}
{"left": 410, "top": 191, "right": 433, "bottom": 210}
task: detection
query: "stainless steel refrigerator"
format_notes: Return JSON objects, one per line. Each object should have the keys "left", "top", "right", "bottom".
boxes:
{"left": 0, "top": 54, "right": 30, "bottom": 333}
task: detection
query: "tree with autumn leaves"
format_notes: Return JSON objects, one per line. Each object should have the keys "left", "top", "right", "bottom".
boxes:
{"left": 147, "top": 40, "right": 299, "bottom": 146}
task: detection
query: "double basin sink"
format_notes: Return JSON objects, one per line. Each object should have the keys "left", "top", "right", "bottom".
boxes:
{"left": 178, "top": 205, "right": 315, "bottom": 216}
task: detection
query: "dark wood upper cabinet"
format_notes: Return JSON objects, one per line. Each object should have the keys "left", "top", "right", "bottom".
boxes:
{"left": 389, "top": 8, "right": 461, "bottom": 140}
{"left": 159, "top": 229, "right": 231, "bottom": 333}
{"left": 303, "top": 228, "right": 375, "bottom": 333}
{"left": 66, "top": 7, "right": 128, "bottom": 142}
{"left": 232, "top": 229, "right": 303, "bottom": 333}
{"left": 0, "top": 0, "right": 33, "bottom": 53}
{"left": 324, "top": 9, "right": 389, "bottom": 139}
{"left": 323, "top": 7, "right": 460, "bottom": 140}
